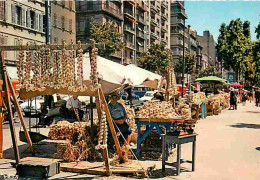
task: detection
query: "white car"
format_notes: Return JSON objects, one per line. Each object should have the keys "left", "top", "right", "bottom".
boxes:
{"left": 20, "top": 97, "right": 44, "bottom": 116}
{"left": 140, "top": 91, "right": 157, "bottom": 102}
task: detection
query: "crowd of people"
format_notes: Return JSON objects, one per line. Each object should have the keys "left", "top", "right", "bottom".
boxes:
{"left": 229, "top": 87, "right": 260, "bottom": 110}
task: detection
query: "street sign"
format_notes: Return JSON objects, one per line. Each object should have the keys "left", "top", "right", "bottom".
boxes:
{"left": 227, "top": 72, "right": 235, "bottom": 83}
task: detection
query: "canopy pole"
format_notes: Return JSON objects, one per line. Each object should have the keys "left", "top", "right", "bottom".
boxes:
{"left": 90, "top": 96, "right": 94, "bottom": 128}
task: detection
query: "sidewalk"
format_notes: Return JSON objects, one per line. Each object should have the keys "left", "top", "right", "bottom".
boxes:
{"left": 1, "top": 102, "right": 260, "bottom": 179}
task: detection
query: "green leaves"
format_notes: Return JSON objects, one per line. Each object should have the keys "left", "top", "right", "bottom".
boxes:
{"left": 137, "top": 43, "right": 172, "bottom": 75}
{"left": 90, "top": 20, "right": 124, "bottom": 58}
{"left": 174, "top": 54, "right": 196, "bottom": 75}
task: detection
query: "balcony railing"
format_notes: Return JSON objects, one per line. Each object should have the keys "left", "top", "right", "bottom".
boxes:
{"left": 125, "top": 41, "right": 135, "bottom": 49}
{"left": 151, "top": 4, "right": 157, "bottom": 13}
{"left": 150, "top": 18, "right": 157, "bottom": 27}
{"left": 103, "top": 4, "right": 123, "bottom": 19}
{"left": 112, "top": 51, "right": 122, "bottom": 58}
{"left": 161, "top": 0, "right": 168, "bottom": 9}
{"left": 177, "top": 19, "right": 184, "bottom": 25}
{"left": 137, "top": 16, "right": 145, "bottom": 24}
{"left": 161, "top": 13, "right": 168, "bottom": 20}
{"left": 150, "top": 32, "right": 158, "bottom": 39}
{"left": 172, "top": 9, "right": 188, "bottom": 19}
{"left": 137, "top": 46, "right": 144, "bottom": 52}
{"left": 124, "top": 8, "right": 134, "bottom": 17}
{"left": 137, "top": 30, "right": 145, "bottom": 38}
{"left": 162, "top": 38, "right": 167, "bottom": 44}
{"left": 124, "top": 25, "right": 135, "bottom": 34}
{"left": 161, "top": 25, "right": 167, "bottom": 32}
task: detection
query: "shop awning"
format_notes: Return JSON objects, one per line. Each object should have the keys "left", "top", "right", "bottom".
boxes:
{"left": 195, "top": 76, "right": 227, "bottom": 83}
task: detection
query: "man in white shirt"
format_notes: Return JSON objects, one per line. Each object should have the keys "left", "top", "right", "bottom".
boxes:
{"left": 66, "top": 95, "right": 83, "bottom": 120}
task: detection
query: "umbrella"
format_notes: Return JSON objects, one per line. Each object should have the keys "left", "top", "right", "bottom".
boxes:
{"left": 231, "top": 83, "right": 243, "bottom": 88}
{"left": 195, "top": 76, "right": 227, "bottom": 83}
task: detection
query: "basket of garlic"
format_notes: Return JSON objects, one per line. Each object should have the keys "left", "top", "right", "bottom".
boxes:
{"left": 191, "top": 92, "right": 207, "bottom": 105}
{"left": 136, "top": 101, "right": 182, "bottom": 121}
{"left": 175, "top": 103, "right": 192, "bottom": 119}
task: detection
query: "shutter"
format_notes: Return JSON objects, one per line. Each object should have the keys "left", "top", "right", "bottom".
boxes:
{"left": 11, "top": 4, "right": 15, "bottom": 23}
{"left": 22, "top": 7, "right": 26, "bottom": 27}
{"left": 35, "top": 13, "right": 38, "bottom": 30}
{"left": 39, "top": 14, "right": 43, "bottom": 32}
{"left": 4, "top": 37, "right": 8, "bottom": 58}
{"left": 26, "top": 10, "right": 31, "bottom": 28}
{"left": 4, "top": 1, "right": 8, "bottom": 22}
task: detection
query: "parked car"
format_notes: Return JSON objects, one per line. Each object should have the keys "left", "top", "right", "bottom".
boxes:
{"left": 133, "top": 85, "right": 151, "bottom": 98}
{"left": 20, "top": 96, "right": 44, "bottom": 117}
{"left": 140, "top": 91, "right": 157, "bottom": 102}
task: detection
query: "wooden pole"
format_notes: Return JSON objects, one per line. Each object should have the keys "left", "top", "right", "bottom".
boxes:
{"left": 0, "top": 86, "right": 3, "bottom": 159}
{"left": 95, "top": 90, "right": 111, "bottom": 175}
{"left": 98, "top": 88, "right": 124, "bottom": 161}
{"left": 6, "top": 74, "right": 34, "bottom": 154}
{"left": 0, "top": 52, "right": 20, "bottom": 164}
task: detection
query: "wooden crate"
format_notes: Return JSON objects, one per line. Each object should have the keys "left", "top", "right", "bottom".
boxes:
{"left": 206, "top": 104, "right": 213, "bottom": 116}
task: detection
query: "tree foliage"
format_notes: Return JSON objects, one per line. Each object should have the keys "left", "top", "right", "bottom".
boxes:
{"left": 195, "top": 66, "right": 221, "bottom": 78}
{"left": 137, "top": 43, "right": 172, "bottom": 75}
{"left": 174, "top": 54, "right": 196, "bottom": 75}
{"left": 216, "top": 19, "right": 253, "bottom": 82}
{"left": 90, "top": 20, "right": 124, "bottom": 58}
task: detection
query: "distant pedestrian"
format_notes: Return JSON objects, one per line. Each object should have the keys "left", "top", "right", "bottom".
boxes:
{"left": 255, "top": 89, "right": 260, "bottom": 107}
{"left": 248, "top": 90, "right": 253, "bottom": 103}
{"left": 241, "top": 92, "right": 247, "bottom": 106}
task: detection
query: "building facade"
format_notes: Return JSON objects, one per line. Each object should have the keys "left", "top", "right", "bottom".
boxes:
{"left": 0, "top": 0, "right": 45, "bottom": 66}
{"left": 50, "top": 0, "right": 76, "bottom": 44}
{"left": 170, "top": 0, "right": 187, "bottom": 63}
{"left": 75, "top": 0, "right": 171, "bottom": 64}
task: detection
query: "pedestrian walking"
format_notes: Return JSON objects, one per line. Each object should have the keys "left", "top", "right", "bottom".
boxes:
{"left": 229, "top": 87, "right": 238, "bottom": 110}
{"left": 255, "top": 88, "right": 260, "bottom": 107}
{"left": 248, "top": 90, "right": 253, "bottom": 103}
{"left": 241, "top": 91, "right": 247, "bottom": 106}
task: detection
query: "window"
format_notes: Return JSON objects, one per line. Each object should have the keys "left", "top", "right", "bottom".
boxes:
{"left": 53, "top": 13, "right": 57, "bottom": 26}
{"left": 15, "top": 6, "right": 22, "bottom": 25}
{"left": 30, "top": 10, "right": 35, "bottom": 29}
{"left": 0, "top": 35, "right": 8, "bottom": 58}
{"left": 69, "top": 1, "right": 73, "bottom": 9}
{"left": 0, "top": 1, "right": 5, "bottom": 20}
{"left": 61, "top": 16, "right": 65, "bottom": 29}
{"left": 69, "top": 19, "right": 72, "bottom": 31}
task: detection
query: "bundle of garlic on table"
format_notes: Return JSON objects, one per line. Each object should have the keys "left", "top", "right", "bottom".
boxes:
{"left": 191, "top": 92, "right": 207, "bottom": 105}
{"left": 175, "top": 103, "right": 191, "bottom": 119}
{"left": 136, "top": 101, "right": 179, "bottom": 119}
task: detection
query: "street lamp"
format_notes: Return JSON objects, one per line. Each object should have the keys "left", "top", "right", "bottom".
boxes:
{"left": 181, "top": 18, "right": 186, "bottom": 97}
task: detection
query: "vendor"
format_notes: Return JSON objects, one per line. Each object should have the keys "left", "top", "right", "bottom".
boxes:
{"left": 66, "top": 95, "right": 83, "bottom": 120}
{"left": 108, "top": 94, "right": 131, "bottom": 146}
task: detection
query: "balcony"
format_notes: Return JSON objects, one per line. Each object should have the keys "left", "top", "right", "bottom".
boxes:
{"left": 161, "top": 0, "right": 168, "bottom": 9}
{"left": 150, "top": 32, "right": 158, "bottom": 40}
{"left": 125, "top": 41, "right": 135, "bottom": 49}
{"left": 161, "top": 25, "right": 167, "bottom": 33}
{"left": 177, "top": 19, "right": 185, "bottom": 26}
{"left": 103, "top": 4, "right": 123, "bottom": 20}
{"left": 124, "top": 8, "right": 135, "bottom": 19}
{"left": 161, "top": 13, "right": 168, "bottom": 20}
{"left": 173, "top": 9, "right": 188, "bottom": 19}
{"left": 112, "top": 50, "right": 122, "bottom": 58}
{"left": 161, "top": 38, "right": 167, "bottom": 44}
{"left": 137, "top": 30, "right": 145, "bottom": 39}
{"left": 137, "top": 1, "right": 146, "bottom": 11}
{"left": 124, "top": 57, "right": 134, "bottom": 64}
{"left": 156, "top": 5, "right": 160, "bottom": 12}
{"left": 137, "top": 15, "right": 145, "bottom": 25}
{"left": 137, "top": 46, "right": 144, "bottom": 53}
{"left": 150, "top": 18, "right": 157, "bottom": 27}
{"left": 124, "top": 25, "right": 135, "bottom": 34}
{"left": 151, "top": 4, "right": 158, "bottom": 13}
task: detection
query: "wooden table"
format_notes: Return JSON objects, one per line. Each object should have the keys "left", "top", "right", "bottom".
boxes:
{"left": 136, "top": 118, "right": 184, "bottom": 156}
{"left": 162, "top": 133, "right": 197, "bottom": 175}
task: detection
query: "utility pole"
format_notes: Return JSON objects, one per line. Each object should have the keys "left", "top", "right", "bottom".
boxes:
{"left": 181, "top": 19, "right": 186, "bottom": 97}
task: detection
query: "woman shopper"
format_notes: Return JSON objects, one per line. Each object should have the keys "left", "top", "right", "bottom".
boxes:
{"left": 229, "top": 88, "right": 238, "bottom": 110}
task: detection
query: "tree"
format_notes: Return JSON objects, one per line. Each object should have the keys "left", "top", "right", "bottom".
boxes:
{"left": 174, "top": 54, "right": 196, "bottom": 75}
{"left": 216, "top": 19, "right": 253, "bottom": 81}
{"left": 137, "top": 43, "right": 172, "bottom": 75}
{"left": 253, "top": 23, "right": 260, "bottom": 86}
{"left": 90, "top": 20, "right": 124, "bottom": 58}
{"left": 196, "top": 66, "right": 221, "bottom": 78}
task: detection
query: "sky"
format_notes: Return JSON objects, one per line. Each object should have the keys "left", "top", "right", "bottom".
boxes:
{"left": 185, "top": 1, "right": 260, "bottom": 41}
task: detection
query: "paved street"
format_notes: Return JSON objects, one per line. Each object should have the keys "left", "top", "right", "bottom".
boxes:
{"left": 1, "top": 102, "right": 260, "bottom": 179}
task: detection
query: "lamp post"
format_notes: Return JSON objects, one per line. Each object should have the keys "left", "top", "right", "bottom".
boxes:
{"left": 181, "top": 19, "right": 186, "bottom": 97}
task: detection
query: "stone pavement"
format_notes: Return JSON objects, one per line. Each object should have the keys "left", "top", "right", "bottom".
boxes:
{"left": 1, "top": 102, "right": 260, "bottom": 179}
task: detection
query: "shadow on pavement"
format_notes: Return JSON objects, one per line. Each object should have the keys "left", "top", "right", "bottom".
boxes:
{"left": 246, "top": 111, "right": 260, "bottom": 114}
{"left": 256, "top": 147, "right": 260, "bottom": 151}
{"left": 229, "top": 123, "right": 260, "bottom": 129}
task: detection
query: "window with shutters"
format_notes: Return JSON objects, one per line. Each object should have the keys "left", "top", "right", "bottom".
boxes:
{"left": 0, "top": 35, "right": 8, "bottom": 58}
{"left": 69, "top": 19, "right": 72, "bottom": 31}
{"left": 0, "top": 1, "right": 5, "bottom": 20}
{"left": 30, "top": 10, "right": 35, "bottom": 29}
{"left": 61, "top": 16, "right": 65, "bottom": 29}
{"left": 15, "top": 6, "right": 22, "bottom": 25}
{"left": 53, "top": 13, "right": 57, "bottom": 26}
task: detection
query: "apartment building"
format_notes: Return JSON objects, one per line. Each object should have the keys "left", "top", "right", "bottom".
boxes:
{"left": 0, "top": 0, "right": 45, "bottom": 66}
{"left": 50, "top": 0, "right": 76, "bottom": 44}
{"left": 170, "top": 0, "right": 187, "bottom": 63}
{"left": 197, "top": 30, "right": 217, "bottom": 67}
{"left": 76, "top": 0, "right": 171, "bottom": 64}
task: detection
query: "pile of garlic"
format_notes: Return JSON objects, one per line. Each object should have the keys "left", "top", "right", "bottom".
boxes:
{"left": 191, "top": 92, "right": 207, "bottom": 105}
{"left": 136, "top": 101, "right": 179, "bottom": 119}
{"left": 175, "top": 104, "right": 191, "bottom": 119}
